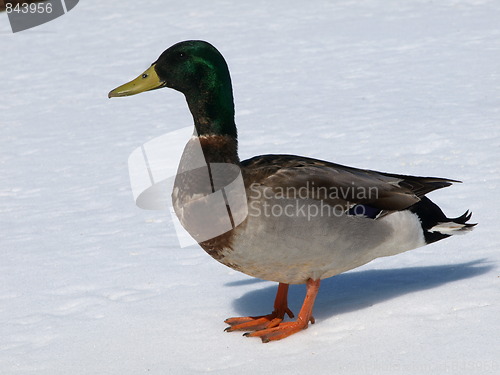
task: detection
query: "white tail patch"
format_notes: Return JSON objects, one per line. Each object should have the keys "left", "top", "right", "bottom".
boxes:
{"left": 429, "top": 222, "right": 472, "bottom": 235}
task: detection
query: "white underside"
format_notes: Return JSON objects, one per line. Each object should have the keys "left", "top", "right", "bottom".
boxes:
{"left": 217, "top": 195, "right": 427, "bottom": 284}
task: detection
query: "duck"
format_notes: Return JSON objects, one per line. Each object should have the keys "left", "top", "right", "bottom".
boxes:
{"left": 108, "top": 40, "right": 476, "bottom": 342}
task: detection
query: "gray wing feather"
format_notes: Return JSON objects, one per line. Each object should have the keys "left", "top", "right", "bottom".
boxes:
{"left": 242, "top": 154, "right": 457, "bottom": 211}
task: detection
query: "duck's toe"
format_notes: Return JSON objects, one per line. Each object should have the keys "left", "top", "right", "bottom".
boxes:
{"left": 224, "top": 307, "right": 294, "bottom": 332}
{"left": 243, "top": 318, "right": 314, "bottom": 343}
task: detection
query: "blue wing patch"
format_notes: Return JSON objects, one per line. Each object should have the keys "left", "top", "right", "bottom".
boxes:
{"left": 347, "top": 204, "right": 382, "bottom": 219}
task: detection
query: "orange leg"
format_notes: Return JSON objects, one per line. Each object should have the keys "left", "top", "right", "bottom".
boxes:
{"left": 244, "top": 278, "right": 320, "bottom": 342}
{"left": 225, "top": 283, "right": 294, "bottom": 332}
{"left": 226, "top": 279, "right": 321, "bottom": 342}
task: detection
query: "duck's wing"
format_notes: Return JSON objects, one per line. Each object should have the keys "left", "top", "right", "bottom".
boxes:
{"left": 241, "top": 154, "right": 458, "bottom": 213}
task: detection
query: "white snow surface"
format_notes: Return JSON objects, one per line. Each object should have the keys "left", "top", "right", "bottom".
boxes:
{"left": 1, "top": 0, "right": 499, "bottom": 374}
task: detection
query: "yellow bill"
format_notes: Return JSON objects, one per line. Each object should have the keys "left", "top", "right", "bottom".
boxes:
{"left": 108, "top": 64, "right": 165, "bottom": 98}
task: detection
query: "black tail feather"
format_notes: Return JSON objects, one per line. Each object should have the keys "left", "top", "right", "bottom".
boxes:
{"left": 410, "top": 197, "right": 476, "bottom": 244}
{"left": 451, "top": 210, "right": 476, "bottom": 227}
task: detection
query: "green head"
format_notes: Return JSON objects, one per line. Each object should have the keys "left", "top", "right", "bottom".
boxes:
{"left": 109, "top": 40, "right": 236, "bottom": 138}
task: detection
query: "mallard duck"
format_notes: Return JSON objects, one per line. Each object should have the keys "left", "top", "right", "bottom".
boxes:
{"left": 109, "top": 40, "right": 475, "bottom": 342}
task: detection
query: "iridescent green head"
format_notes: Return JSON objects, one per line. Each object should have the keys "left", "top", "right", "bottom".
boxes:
{"left": 109, "top": 40, "right": 236, "bottom": 138}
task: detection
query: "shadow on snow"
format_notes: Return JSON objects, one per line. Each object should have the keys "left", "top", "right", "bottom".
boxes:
{"left": 226, "top": 259, "right": 492, "bottom": 320}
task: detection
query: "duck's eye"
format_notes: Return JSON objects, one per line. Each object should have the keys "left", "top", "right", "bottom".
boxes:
{"left": 179, "top": 52, "right": 186, "bottom": 58}
{"left": 142, "top": 73, "right": 148, "bottom": 79}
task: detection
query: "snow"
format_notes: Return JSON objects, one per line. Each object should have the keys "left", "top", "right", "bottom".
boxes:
{"left": 1, "top": 0, "right": 499, "bottom": 373}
